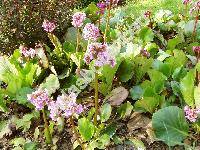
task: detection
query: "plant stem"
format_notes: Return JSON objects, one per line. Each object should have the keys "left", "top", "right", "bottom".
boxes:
{"left": 98, "top": 13, "right": 101, "bottom": 28}
{"left": 70, "top": 116, "right": 84, "bottom": 150}
{"left": 94, "top": 71, "right": 99, "bottom": 126}
{"left": 196, "top": 52, "right": 200, "bottom": 85}
{"left": 185, "top": 4, "right": 188, "bottom": 21}
{"left": 76, "top": 28, "right": 80, "bottom": 53}
{"left": 192, "top": 11, "right": 199, "bottom": 42}
{"left": 42, "top": 109, "right": 52, "bottom": 144}
{"left": 103, "top": 1, "right": 111, "bottom": 43}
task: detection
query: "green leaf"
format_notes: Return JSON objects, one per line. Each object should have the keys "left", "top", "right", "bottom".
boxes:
{"left": 117, "top": 101, "right": 133, "bottom": 118}
{"left": 11, "top": 137, "right": 26, "bottom": 147}
{"left": 180, "top": 70, "right": 195, "bottom": 107}
{"left": 167, "top": 37, "right": 182, "bottom": 50}
{"left": 15, "top": 113, "right": 35, "bottom": 132}
{"left": 87, "top": 107, "right": 95, "bottom": 121}
{"left": 16, "top": 87, "right": 33, "bottom": 105}
{"left": 139, "top": 27, "right": 154, "bottom": 43}
{"left": 125, "top": 138, "right": 146, "bottom": 150}
{"left": 152, "top": 60, "right": 171, "bottom": 77}
{"left": 36, "top": 46, "right": 49, "bottom": 68}
{"left": 6, "top": 77, "right": 22, "bottom": 96}
{"left": 172, "top": 67, "right": 187, "bottom": 81}
{"left": 48, "top": 33, "right": 62, "bottom": 56}
{"left": 152, "top": 106, "right": 189, "bottom": 146}
{"left": 39, "top": 74, "right": 60, "bottom": 95}
{"left": 99, "top": 58, "right": 122, "bottom": 95}
{"left": 101, "top": 123, "right": 117, "bottom": 138}
{"left": 0, "top": 56, "right": 18, "bottom": 83}
{"left": 78, "top": 117, "right": 94, "bottom": 141}
{"left": 95, "top": 134, "right": 110, "bottom": 149}
{"left": 130, "top": 86, "right": 144, "bottom": 100}
{"left": 134, "top": 96, "right": 162, "bottom": 113}
{"left": 148, "top": 69, "right": 167, "bottom": 83}
{"left": 171, "top": 81, "right": 181, "bottom": 97}
{"left": 64, "top": 27, "right": 77, "bottom": 43}
{"left": 34, "top": 127, "right": 40, "bottom": 140}
{"left": 118, "top": 58, "right": 135, "bottom": 82}
{"left": 100, "top": 103, "right": 112, "bottom": 122}
{"left": 63, "top": 41, "right": 75, "bottom": 53}
{"left": 165, "top": 49, "right": 187, "bottom": 73}
{"left": 157, "top": 50, "right": 171, "bottom": 61}
{"left": 0, "top": 92, "right": 8, "bottom": 112}
{"left": 24, "top": 142, "right": 37, "bottom": 150}
{"left": 132, "top": 56, "right": 153, "bottom": 84}
{"left": 184, "top": 20, "right": 200, "bottom": 36}
{"left": 0, "top": 120, "right": 11, "bottom": 138}
{"left": 194, "top": 85, "right": 200, "bottom": 108}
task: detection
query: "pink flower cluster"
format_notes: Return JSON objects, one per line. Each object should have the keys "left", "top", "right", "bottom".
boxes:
{"left": 42, "top": 20, "right": 56, "bottom": 33}
{"left": 72, "top": 12, "right": 86, "bottom": 28}
{"left": 141, "top": 49, "right": 150, "bottom": 58}
{"left": 97, "top": 2, "right": 107, "bottom": 15}
{"left": 19, "top": 45, "right": 36, "bottom": 58}
{"left": 48, "top": 93, "right": 84, "bottom": 121}
{"left": 144, "top": 11, "right": 151, "bottom": 18}
{"left": 184, "top": 106, "right": 200, "bottom": 122}
{"left": 193, "top": 46, "right": 200, "bottom": 53}
{"left": 183, "top": 0, "right": 192, "bottom": 5}
{"left": 190, "top": 1, "right": 200, "bottom": 14}
{"left": 83, "top": 23, "right": 100, "bottom": 41}
{"left": 84, "top": 43, "right": 116, "bottom": 67}
{"left": 105, "top": 0, "right": 119, "bottom": 6}
{"left": 27, "top": 89, "right": 51, "bottom": 110}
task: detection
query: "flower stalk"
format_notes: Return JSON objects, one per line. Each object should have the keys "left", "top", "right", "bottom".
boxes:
{"left": 76, "top": 28, "right": 80, "bottom": 53}
{"left": 70, "top": 116, "right": 85, "bottom": 150}
{"left": 94, "top": 71, "right": 99, "bottom": 126}
{"left": 192, "top": 10, "right": 199, "bottom": 41}
{"left": 42, "top": 109, "right": 52, "bottom": 144}
{"left": 103, "top": 1, "right": 111, "bottom": 43}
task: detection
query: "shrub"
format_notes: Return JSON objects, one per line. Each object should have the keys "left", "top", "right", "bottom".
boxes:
{"left": 0, "top": 0, "right": 76, "bottom": 54}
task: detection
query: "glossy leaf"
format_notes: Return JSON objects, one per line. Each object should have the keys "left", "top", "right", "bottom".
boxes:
{"left": 130, "top": 86, "right": 144, "bottom": 100}
{"left": 152, "top": 106, "right": 189, "bottom": 146}
{"left": 180, "top": 70, "right": 195, "bottom": 107}
{"left": 39, "top": 74, "right": 60, "bottom": 95}
{"left": 194, "top": 85, "right": 200, "bottom": 108}
{"left": 100, "top": 103, "right": 112, "bottom": 122}
{"left": 117, "top": 101, "right": 133, "bottom": 118}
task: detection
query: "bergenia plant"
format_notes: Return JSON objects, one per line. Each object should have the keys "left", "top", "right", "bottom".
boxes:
{"left": 19, "top": 45, "right": 36, "bottom": 59}
{"left": 27, "top": 89, "right": 52, "bottom": 144}
{"left": 72, "top": 12, "right": 86, "bottom": 52}
{"left": 97, "top": 2, "right": 107, "bottom": 27}
{"left": 42, "top": 19, "right": 64, "bottom": 57}
{"left": 144, "top": 10, "right": 153, "bottom": 29}
{"left": 84, "top": 42, "right": 116, "bottom": 126}
{"left": 48, "top": 92, "right": 84, "bottom": 149}
{"left": 182, "top": 0, "right": 192, "bottom": 20}
{"left": 103, "top": 0, "right": 119, "bottom": 42}
{"left": 189, "top": 1, "right": 200, "bottom": 40}
{"left": 42, "top": 20, "right": 56, "bottom": 33}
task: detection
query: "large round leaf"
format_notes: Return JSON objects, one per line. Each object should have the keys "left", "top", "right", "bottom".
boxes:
{"left": 152, "top": 106, "right": 189, "bottom": 146}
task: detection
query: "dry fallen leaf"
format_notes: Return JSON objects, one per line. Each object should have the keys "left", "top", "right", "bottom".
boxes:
{"left": 106, "top": 86, "right": 129, "bottom": 106}
{"left": 127, "top": 112, "right": 151, "bottom": 132}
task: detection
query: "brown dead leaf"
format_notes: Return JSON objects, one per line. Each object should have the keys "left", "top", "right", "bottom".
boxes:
{"left": 106, "top": 86, "right": 129, "bottom": 106}
{"left": 127, "top": 112, "right": 151, "bottom": 132}
{"left": 146, "top": 122, "right": 156, "bottom": 144}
